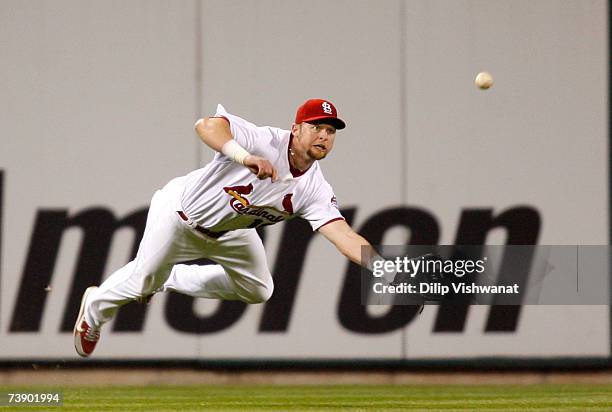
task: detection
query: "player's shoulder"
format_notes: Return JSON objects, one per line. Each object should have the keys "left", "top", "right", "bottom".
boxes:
{"left": 302, "top": 163, "right": 335, "bottom": 195}
{"left": 217, "top": 104, "right": 288, "bottom": 142}
{"left": 215, "top": 104, "right": 258, "bottom": 129}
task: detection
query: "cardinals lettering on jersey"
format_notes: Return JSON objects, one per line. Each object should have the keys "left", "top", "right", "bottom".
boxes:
{"left": 223, "top": 183, "right": 294, "bottom": 225}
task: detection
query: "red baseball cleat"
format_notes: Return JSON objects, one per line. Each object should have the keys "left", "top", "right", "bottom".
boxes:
{"left": 73, "top": 286, "right": 100, "bottom": 357}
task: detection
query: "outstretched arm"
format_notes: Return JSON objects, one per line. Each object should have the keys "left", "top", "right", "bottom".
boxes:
{"left": 320, "top": 218, "right": 445, "bottom": 304}
{"left": 194, "top": 117, "right": 278, "bottom": 181}
{"left": 317, "top": 219, "right": 379, "bottom": 269}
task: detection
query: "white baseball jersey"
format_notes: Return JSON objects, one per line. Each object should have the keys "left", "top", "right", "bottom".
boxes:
{"left": 180, "top": 104, "right": 344, "bottom": 232}
{"left": 83, "top": 104, "right": 345, "bottom": 340}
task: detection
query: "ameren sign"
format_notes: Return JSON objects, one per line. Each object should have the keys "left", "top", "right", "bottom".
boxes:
{"left": 2, "top": 170, "right": 541, "bottom": 337}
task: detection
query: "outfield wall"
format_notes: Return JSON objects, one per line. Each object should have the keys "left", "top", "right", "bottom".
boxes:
{"left": 0, "top": 0, "right": 609, "bottom": 362}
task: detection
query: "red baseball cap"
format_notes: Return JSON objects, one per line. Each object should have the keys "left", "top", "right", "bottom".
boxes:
{"left": 295, "top": 99, "right": 346, "bottom": 130}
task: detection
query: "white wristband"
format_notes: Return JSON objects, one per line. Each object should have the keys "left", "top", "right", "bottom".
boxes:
{"left": 221, "top": 140, "right": 251, "bottom": 165}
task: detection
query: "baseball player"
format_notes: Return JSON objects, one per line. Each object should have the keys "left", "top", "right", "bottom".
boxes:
{"left": 74, "top": 99, "right": 385, "bottom": 357}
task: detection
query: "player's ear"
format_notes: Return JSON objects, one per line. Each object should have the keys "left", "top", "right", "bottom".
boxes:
{"left": 291, "top": 123, "right": 300, "bottom": 135}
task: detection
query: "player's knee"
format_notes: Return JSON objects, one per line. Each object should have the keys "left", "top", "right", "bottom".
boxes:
{"left": 243, "top": 280, "right": 274, "bottom": 304}
{"left": 134, "top": 266, "right": 171, "bottom": 296}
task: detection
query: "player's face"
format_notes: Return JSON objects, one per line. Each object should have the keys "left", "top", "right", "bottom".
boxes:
{"left": 293, "top": 122, "right": 336, "bottom": 160}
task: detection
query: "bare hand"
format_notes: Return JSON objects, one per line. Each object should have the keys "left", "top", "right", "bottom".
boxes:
{"left": 243, "top": 155, "right": 278, "bottom": 182}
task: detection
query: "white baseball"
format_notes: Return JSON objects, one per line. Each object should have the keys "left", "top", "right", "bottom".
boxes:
{"left": 475, "top": 72, "right": 493, "bottom": 90}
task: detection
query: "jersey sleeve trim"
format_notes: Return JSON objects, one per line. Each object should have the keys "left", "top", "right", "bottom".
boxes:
{"left": 212, "top": 115, "right": 230, "bottom": 124}
{"left": 315, "top": 217, "right": 345, "bottom": 231}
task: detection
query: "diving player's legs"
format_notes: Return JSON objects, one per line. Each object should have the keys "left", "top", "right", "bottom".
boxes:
{"left": 85, "top": 189, "right": 182, "bottom": 328}
{"left": 163, "top": 264, "right": 242, "bottom": 300}
{"left": 163, "top": 229, "right": 273, "bottom": 304}
{"left": 74, "top": 178, "right": 201, "bottom": 357}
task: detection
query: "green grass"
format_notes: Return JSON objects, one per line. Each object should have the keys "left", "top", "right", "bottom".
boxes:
{"left": 0, "top": 384, "right": 611, "bottom": 411}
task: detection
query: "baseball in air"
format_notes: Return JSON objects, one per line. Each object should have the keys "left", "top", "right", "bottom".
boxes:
{"left": 475, "top": 72, "right": 493, "bottom": 89}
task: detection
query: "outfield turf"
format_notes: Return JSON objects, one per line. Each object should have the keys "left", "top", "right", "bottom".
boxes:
{"left": 0, "top": 384, "right": 611, "bottom": 411}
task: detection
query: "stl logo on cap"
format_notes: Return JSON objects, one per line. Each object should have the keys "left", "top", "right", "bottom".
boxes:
{"left": 295, "top": 98, "right": 346, "bottom": 130}
{"left": 322, "top": 101, "right": 333, "bottom": 114}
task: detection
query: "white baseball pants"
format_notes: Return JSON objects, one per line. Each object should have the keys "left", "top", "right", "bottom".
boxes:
{"left": 84, "top": 177, "right": 274, "bottom": 328}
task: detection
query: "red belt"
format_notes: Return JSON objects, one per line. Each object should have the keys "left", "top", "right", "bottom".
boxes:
{"left": 177, "top": 211, "right": 228, "bottom": 239}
